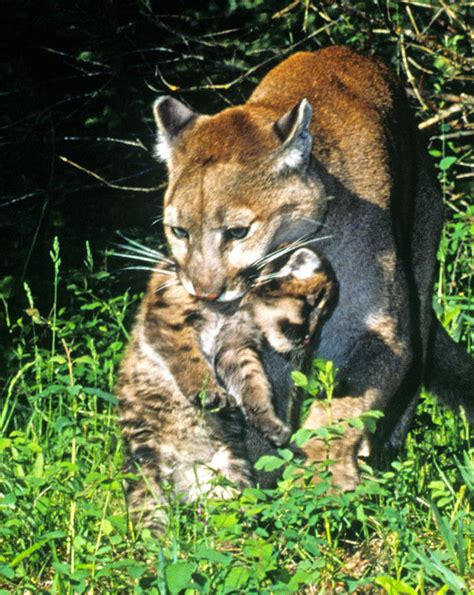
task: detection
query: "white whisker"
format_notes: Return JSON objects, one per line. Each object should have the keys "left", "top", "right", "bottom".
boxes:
{"left": 255, "top": 234, "right": 314, "bottom": 266}
{"left": 152, "top": 268, "right": 176, "bottom": 276}
{"left": 121, "top": 265, "right": 157, "bottom": 273}
{"left": 255, "top": 234, "right": 332, "bottom": 270}
{"left": 115, "top": 232, "right": 173, "bottom": 263}
{"left": 113, "top": 251, "right": 169, "bottom": 265}
{"left": 253, "top": 277, "right": 275, "bottom": 288}
{"left": 121, "top": 266, "right": 175, "bottom": 275}
{"left": 115, "top": 242, "right": 172, "bottom": 263}
{"left": 255, "top": 271, "right": 286, "bottom": 283}
{"left": 155, "top": 280, "right": 180, "bottom": 293}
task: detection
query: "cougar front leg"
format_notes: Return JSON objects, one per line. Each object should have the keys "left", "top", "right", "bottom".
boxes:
{"left": 214, "top": 319, "right": 291, "bottom": 446}
{"left": 303, "top": 318, "right": 411, "bottom": 489}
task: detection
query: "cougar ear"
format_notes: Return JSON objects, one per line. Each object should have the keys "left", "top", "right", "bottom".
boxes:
{"left": 153, "top": 96, "right": 197, "bottom": 163}
{"left": 273, "top": 98, "right": 313, "bottom": 172}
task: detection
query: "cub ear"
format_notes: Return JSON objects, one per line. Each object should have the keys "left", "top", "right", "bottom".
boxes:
{"left": 153, "top": 96, "right": 197, "bottom": 163}
{"left": 273, "top": 98, "right": 313, "bottom": 173}
{"left": 285, "top": 248, "right": 321, "bottom": 279}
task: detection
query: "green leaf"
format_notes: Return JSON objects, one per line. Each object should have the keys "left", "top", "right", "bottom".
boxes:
{"left": 80, "top": 301, "right": 102, "bottom": 311}
{"left": 375, "top": 575, "right": 416, "bottom": 594}
{"left": 291, "top": 370, "right": 308, "bottom": 388}
{"left": 254, "top": 455, "right": 285, "bottom": 472}
{"left": 101, "top": 519, "right": 114, "bottom": 536}
{"left": 193, "top": 544, "right": 232, "bottom": 565}
{"left": 347, "top": 417, "right": 364, "bottom": 430}
{"left": 11, "top": 532, "right": 64, "bottom": 568}
{"left": 41, "top": 531, "right": 66, "bottom": 540}
{"left": 241, "top": 487, "right": 268, "bottom": 503}
{"left": 82, "top": 387, "right": 118, "bottom": 404}
{"left": 165, "top": 561, "right": 196, "bottom": 594}
{"left": 0, "top": 493, "right": 16, "bottom": 508}
{"left": 77, "top": 51, "right": 93, "bottom": 61}
{"left": 0, "top": 438, "right": 12, "bottom": 451}
{"left": 0, "top": 564, "right": 14, "bottom": 579}
{"left": 439, "top": 156, "right": 457, "bottom": 171}
{"left": 416, "top": 551, "right": 466, "bottom": 592}
{"left": 0, "top": 276, "right": 14, "bottom": 299}
{"left": 54, "top": 417, "right": 75, "bottom": 432}
{"left": 359, "top": 410, "right": 384, "bottom": 433}
{"left": 128, "top": 564, "right": 146, "bottom": 579}
{"left": 32, "top": 452, "right": 44, "bottom": 478}
{"left": 212, "top": 513, "right": 239, "bottom": 529}
{"left": 277, "top": 448, "right": 294, "bottom": 462}
{"left": 292, "top": 428, "right": 319, "bottom": 447}
{"left": 223, "top": 566, "right": 250, "bottom": 591}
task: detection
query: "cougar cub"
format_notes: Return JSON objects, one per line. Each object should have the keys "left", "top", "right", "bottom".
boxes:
{"left": 117, "top": 247, "right": 334, "bottom": 529}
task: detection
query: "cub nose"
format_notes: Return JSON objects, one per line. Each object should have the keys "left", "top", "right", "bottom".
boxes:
{"left": 194, "top": 291, "right": 220, "bottom": 301}
{"left": 180, "top": 276, "right": 222, "bottom": 301}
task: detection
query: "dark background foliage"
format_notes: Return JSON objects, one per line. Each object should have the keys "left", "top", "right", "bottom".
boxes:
{"left": 1, "top": 0, "right": 472, "bottom": 319}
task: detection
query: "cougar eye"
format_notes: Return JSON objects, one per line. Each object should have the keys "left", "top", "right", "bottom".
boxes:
{"left": 225, "top": 227, "right": 250, "bottom": 240}
{"left": 171, "top": 226, "right": 189, "bottom": 239}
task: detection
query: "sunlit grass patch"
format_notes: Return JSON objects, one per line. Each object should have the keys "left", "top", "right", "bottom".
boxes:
{"left": 0, "top": 239, "right": 471, "bottom": 592}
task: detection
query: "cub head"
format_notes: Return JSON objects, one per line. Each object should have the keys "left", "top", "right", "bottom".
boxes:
{"left": 153, "top": 95, "right": 327, "bottom": 302}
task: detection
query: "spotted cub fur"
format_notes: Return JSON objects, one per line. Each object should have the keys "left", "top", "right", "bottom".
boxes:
{"left": 117, "top": 247, "right": 333, "bottom": 529}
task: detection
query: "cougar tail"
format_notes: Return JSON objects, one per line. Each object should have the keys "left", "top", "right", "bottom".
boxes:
{"left": 425, "top": 318, "right": 474, "bottom": 423}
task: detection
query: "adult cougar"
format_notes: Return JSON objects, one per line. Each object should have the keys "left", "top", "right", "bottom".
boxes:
{"left": 152, "top": 46, "right": 472, "bottom": 489}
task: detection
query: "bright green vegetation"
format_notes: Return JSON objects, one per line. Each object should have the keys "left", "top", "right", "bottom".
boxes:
{"left": 1, "top": 2, "right": 472, "bottom": 593}
{"left": 0, "top": 235, "right": 471, "bottom": 593}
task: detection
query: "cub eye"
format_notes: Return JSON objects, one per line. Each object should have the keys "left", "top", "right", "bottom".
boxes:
{"left": 171, "top": 226, "right": 189, "bottom": 239}
{"left": 225, "top": 227, "right": 250, "bottom": 241}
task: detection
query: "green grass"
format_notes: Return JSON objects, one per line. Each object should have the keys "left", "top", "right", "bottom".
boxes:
{"left": 0, "top": 215, "right": 472, "bottom": 594}
{"left": 1, "top": 1, "right": 473, "bottom": 588}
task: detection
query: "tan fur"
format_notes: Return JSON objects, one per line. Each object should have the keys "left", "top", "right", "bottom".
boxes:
{"left": 365, "top": 311, "right": 407, "bottom": 358}
{"left": 302, "top": 392, "right": 380, "bottom": 490}
{"left": 157, "top": 48, "right": 403, "bottom": 311}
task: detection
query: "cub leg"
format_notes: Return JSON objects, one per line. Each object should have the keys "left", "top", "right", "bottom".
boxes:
{"left": 119, "top": 348, "right": 252, "bottom": 533}
{"left": 142, "top": 267, "right": 232, "bottom": 409}
{"left": 213, "top": 314, "right": 291, "bottom": 446}
{"left": 125, "top": 453, "right": 169, "bottom": 533}
{"left": 119, "top": 382, "right": 170, "bottom": 533}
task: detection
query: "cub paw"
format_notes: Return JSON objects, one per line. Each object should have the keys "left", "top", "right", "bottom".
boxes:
{"left": 194, "top": 386, "right": 236, "bottom": 410}
{"left": 262, "top": 419, "right": 292, "bottom": 447}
